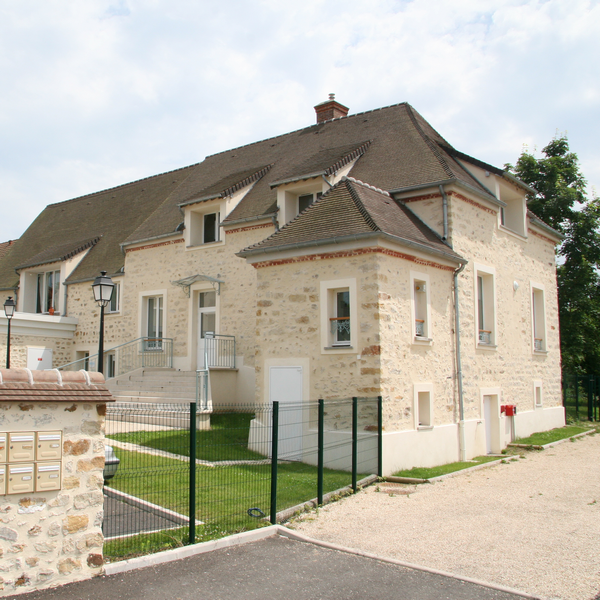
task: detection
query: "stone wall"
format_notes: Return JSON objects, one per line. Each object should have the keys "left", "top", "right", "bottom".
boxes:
{"left": 0, "top": 369, "right": 111, "bottom": 596}
{"left": 0, "top": 334, "right": 73, "bottom": 371}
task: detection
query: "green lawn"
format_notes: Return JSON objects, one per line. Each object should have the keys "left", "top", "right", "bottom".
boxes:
{"left": 108, "top": 412, "right": 265, "bottom": 462}
{"left": 105, "top": 446, "right": 360, "bottom": 560}
{"left": 393, "top": 455, "right": 500, "bottom": 479}
{"left": 514, "top": 425, "right": 589, "bottom": 446}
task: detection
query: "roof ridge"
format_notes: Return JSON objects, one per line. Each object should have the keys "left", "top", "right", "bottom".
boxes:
{"left": 405, "top": 105, "right": 454, "bottom": 180}
{"left": 205, "top": 102, "right": 410, "bottom": 160}
{"left": 343, "top": 179, "right": 382, "bottom": 233}
{"left": 46, "top": 162, "right": 201, "bottom": 209}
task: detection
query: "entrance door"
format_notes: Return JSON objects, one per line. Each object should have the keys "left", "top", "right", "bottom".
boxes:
{"left": 483, "top": 394, "right": 499, "bottom": 454}
{"left": 197, "top": 291, "right": 216, "bottom": 369}
{"left": 269, "top": 366, "right": 303, "bottom": 460}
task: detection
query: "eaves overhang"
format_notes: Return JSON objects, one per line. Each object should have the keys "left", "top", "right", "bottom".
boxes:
{"left": 238, "top": 231, "right": 466, "bottom": 265}
{"left": 177, "top": 194, "right": 222, "bottom": 208}
{"left": 222, "top": 211, "right": 278, "bottom": 227}
{"left": 389, "top": 178, "right": 506, "bottom": 208}
{"left": 270, "top": 172, "right": 326, "bottom": 188}
{"left": 528, "top": 215, "right": 564, "bottom": 241}
{"left": 503, "top": 171, "right": 537, "bottom": 195}
{"left": 120, "top": 231, "right": 183, "bottom": 252}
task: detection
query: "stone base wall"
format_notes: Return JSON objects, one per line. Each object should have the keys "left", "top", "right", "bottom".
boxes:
{"left": 0, "top": 371, "right": 109, "bottom": 596}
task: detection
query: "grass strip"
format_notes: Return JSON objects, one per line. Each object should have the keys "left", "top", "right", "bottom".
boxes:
{"left": 392, "top": 455, "right": 499, "bottom": 479}
{"left": 513, "top": 425, "right": 588, "bottom": 446}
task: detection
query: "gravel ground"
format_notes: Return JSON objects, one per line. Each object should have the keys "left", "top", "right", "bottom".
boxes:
{"left": 292, "top": 432, "right": 600, "bottom": 600}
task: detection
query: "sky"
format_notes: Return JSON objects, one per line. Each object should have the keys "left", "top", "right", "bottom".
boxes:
{"left": 1, "top": 0, "right": 599, "bottom": 242}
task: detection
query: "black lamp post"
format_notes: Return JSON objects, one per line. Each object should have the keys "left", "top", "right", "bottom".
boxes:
{"left": 92, "top": 271, "right": 114, "bottom": 374}
{"left": 4, "top": 296, "right": 16, "bottom": 369}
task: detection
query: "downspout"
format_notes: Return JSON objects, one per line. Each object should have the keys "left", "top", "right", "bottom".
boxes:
{"left": 454, "top": 261, "right": 467, "bottom": 462}
{"left": 439, "top": 185, "right": 449, "bottom": 241}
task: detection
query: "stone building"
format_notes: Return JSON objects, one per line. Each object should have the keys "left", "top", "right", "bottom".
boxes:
{"left": 0, "top": 98, "right": 564, "bottom": 472}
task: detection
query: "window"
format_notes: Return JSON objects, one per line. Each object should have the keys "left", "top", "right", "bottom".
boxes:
{"left": 36, "top": 270, "right": 60, "bottom": 314}
{"left": 410, "top": 272, "right": 431, "bottom": 341}
{"left": 414, "top": 383, "right": 434, "bottom": 428}
{"left": 107, "top": 283, "right": 120, "bottom": 313}
{"left": 531, "top": 284, "right": 546, "bottom": 352}
{"left": 474, "top": 264, "right": 496, "bottom": 347}
{"left": 298, "top": 192, "right": 322, "bottom": 214}
{"left": 203, "top": 212, "right": 220, "bottom": 244}
{"left": 331, "top": 290, "right": 350, "bottom": 345}
{"left": 533, "top": 380, "right": 543, "bottom": 408}
{"left": 146, "top": 296, "right": 163, "bottom": 350}
{"left": 320, "top": 278, "right": 357, "bottom": 352}
{"left": 497, "top": 181, "right": 526, "bottom": 236}
{"left": 106, "top": 353, "right": 116, "bottom": 378}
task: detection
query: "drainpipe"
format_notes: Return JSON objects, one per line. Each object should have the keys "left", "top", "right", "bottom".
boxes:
{"left": 439, "top": 185, "right": 449, "bottom": 241}
{"left": 454, "top": 262, "right": 467, "bottom": 462}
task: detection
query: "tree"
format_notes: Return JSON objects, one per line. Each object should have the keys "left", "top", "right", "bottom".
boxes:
{"left": 506, "top": 136, "right": 600, "bottom": 374}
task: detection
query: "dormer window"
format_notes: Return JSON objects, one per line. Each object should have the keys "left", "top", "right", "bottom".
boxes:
{"left": 36, "top": 270, "right": 60, "bottom": 314}
{"left": 187, "top": 205, "right": 223, "bottom": 248}
{"left": 203, "top": 212, "right": 220, "bottom": 244}
{"left": 298, "top": 192, "right": 322, "bottom": 214}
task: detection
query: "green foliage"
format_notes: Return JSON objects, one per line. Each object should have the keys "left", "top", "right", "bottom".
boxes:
{"left": 506, "top": 136, "right": 600, "bottom": 372}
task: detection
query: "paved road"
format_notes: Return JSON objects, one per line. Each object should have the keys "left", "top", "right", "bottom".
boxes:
{"left": 3, "top": 534, "right": 531, "bottom": 600}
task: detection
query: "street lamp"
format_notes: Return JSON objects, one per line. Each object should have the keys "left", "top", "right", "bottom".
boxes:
{"left": 4, "top": 296, "right": 16, "bottom": 369}
{"left": 92, "top": 271, "right": 114, "bottom": 374}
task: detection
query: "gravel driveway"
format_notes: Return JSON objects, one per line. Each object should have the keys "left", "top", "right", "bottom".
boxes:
{"left": 292, "top": 432, "right": 600, "bottom": 600}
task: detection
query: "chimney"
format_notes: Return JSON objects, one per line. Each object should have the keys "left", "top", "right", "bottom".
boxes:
{"left": 314, "top": 94, "right": 349, "bottom": 124}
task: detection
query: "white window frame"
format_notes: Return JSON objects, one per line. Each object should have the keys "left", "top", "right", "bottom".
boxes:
{"left": 533, "top": 380, "right": 543, "bottom": 408}
{"left": 186, "top": 202, "right": 224, "bottom": 249}
{"left": 530, "top": 282, "right": 547, "bottom": 353}
{"left": 474, "top": 263, "right": 497, "bottom": 349}
{"left": 35, "top": 269, "right": 61, "bottom": 314}
{"left": 410, "top": 271, "right": 432, "bottom": 343}
{"left": 139, "top": 290, "right": 167, "bottom": 350}
{"left": 413, "top": 383, "right": 434, "bottom": 429}
{"left": 106, "top": 282, "right": 121, "bottom": 314}
{"left": 320, "top": 278, "right": 357, "bottom": 354}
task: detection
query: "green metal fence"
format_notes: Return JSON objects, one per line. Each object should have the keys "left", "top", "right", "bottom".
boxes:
{"left": 562, "top": 374, "right": 600, "bottom": 422}
{"left": 103, "top": 397, "right": 382, "bottom": 561}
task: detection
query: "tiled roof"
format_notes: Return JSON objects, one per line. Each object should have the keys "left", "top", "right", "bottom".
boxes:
{"left": 0, "top": 240, "right": 17, "bottom": 262}
{"left": 0, "top": 369, "right": 114, "bottom": 403}
{"left": 238, "top": 177, "right": 464, "bottom": 263}
{"left": 0, "top": 101, "right": 506, "bottom": 288}
{"left": 15, "top": 237, "right": 100, "bottom": 270}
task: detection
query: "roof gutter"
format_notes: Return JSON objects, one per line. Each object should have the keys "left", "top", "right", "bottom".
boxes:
{"left": 528, "top": 215, "right": 564, "bottom": 241}
{"left": 390, "top": 178, "right": 505, "bottom": 208}
{"left": 238, "top": 230, "right": 466, "bottom": 265}
{"left": 222, "top": 211, "right": 279, "bottom": 227}
{"left": 439, "top": 185, "right": 449, "bottom": 242}
{"left": 120, "top": 231, "right": 183, "bottom": 252}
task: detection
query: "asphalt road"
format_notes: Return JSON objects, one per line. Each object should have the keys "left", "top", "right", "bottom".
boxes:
{"left": 3, "top": 534, "right": 532, "bottom": 600}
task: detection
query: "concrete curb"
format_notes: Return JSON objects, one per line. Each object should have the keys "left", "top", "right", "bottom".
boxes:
{"left": 104, "top": 525, "right": 280, "bottom": 575}
{"left": 277, "top": 527, "right": 541, "bottom": 599}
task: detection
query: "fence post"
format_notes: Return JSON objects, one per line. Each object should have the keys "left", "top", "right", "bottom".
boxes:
{"left": 270, "top": 401, "right": 279, "bottom": 525}
{"left": 352, "top": 397, "right": 358, "bottom": 493}
{"left": 377, "top": 396, "right": 383, "bottom": 478}
{"left": 189, "top": 401, "right": 197, "bottom": 545}
{"left": 575, "top": 376, "right": 579, "bottom": 420}
{"left": 588, "top": 376, "right": 594, "bottom": 421}
{"left": 318, "top": 399, "right": 324, "bottom": 505}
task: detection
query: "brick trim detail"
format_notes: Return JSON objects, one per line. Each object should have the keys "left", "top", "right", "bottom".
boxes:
{"left": 225, "top": 223, "right": 274, "bottom": 235}
{"left": 125, "top": 238, "right": 184, "bottom": 253}
{"left": 403, "top": 191, "right": 498, "bottom": 216}
{"left": 528, "top": 228, "right": 558, "bottom": 245}
{"left": 252, "top": 247, "right": 456, "bottom": 272}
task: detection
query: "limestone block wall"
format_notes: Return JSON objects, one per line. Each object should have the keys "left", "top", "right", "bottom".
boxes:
{"left": 449, "top": 192, "right": 562, "bottom": 417}
{"left": 0, "top": 369, "right": 112, "bottom": 596}
{"left": 254, "top": 250, "right": 382, "bottom": 404}
{"left": 0, "top": 334, "right": 73, "bottom": 370}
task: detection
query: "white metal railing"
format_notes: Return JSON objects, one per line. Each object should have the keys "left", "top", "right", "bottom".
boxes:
{"left": 203, "top": 333, "right": 236, "bottom": 369}
{"left": 57, "top": 337, "right": 173, "bottom": 377}
{"left": 196, "top": 369, "right": 210, "bottom": 410}
{"left": 478, "top": 330, "right": 492, "bottom": 345}
{"left": 415, "top": 319, "right": 425, "bottom": 337}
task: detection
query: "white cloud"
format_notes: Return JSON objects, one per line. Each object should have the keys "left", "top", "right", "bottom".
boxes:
{"left": 0, "top": 0, "right": 598, "bottom": 240}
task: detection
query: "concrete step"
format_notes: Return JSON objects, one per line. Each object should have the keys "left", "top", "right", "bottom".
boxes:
{"left": 112, "top": 382, "right": 197, "bottom": 392}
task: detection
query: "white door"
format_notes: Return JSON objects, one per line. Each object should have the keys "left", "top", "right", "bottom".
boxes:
{"left": 269, "top": 366, "right": 303, "bottom": 460}
{"left": 27, "top": 347, "right": 52, "bottom": 370}
{"left": 197, "top": 291, "right": 216, "bottom": 369}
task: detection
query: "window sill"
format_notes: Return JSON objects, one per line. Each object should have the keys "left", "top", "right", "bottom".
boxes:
{"left": 533, "top": 350, "right": 548, "bottom": 356}
{"left": 417, "top": 425, "right": 433, "bottom": 431}
{"left": 324, "top": 345, "right": 353, "bottom": 351}
{"left": 186, "top": 240, "right": 225, "bottom": 250}
{"left": 498, "top": 224, "right": 527, "bottom": 241}
{"left": 477, "top": 343, "right": 497, "bottom": 351}
{"left": 535, "top": 403, "right": 543, "bottom": 409}
{"left": 413, "top": 336, "right": 432, "bottom": 345}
